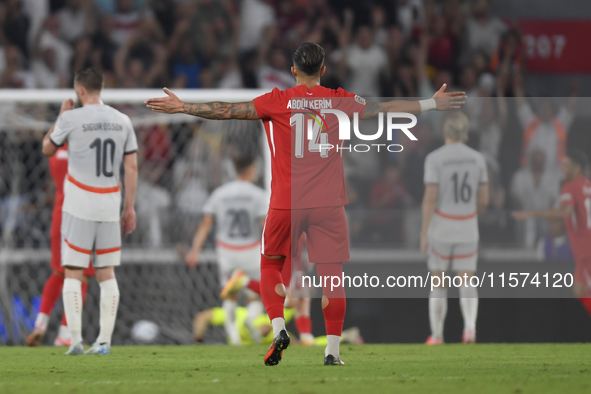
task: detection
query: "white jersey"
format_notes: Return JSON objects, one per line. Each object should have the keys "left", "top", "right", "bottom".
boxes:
{"left": 203, "top": 180, "right": 268, "bottom": 249}
{"left": 424, "top": 143, "right": 488, "bottom": 243}
{"left": 50, "top": 104, "right": 138, "bottom": 222}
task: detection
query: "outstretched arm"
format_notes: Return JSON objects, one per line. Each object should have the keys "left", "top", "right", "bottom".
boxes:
{"left": 146, "top": 88, "right": 260, "bottom": 120}
{"left": 362, "top": 84, "right": 466, "bottom": 119}
{"left": 512, "top": 204, "right": 573, "bottom": 221}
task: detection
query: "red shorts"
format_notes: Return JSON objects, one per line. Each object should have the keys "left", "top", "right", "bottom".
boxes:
{"left": 50, "top": 223, "right": 95, "bottom": 277}
{"left": 574, "top": 256, "right": 591, "bottom": 287}
{"left": 262, "top": 206, "right": 350, "bottom": 264}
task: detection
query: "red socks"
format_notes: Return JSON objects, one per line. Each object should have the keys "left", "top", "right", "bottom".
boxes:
{"left": 260, "top": 255, "right": 286, "bottom": 320}
{"left": 578, "top": 297, "right": 591, "bottom": 317}
{"left": 317, "top": 263, "right": 346, "bottom": 336}
{"left": 39, "top": 273, "right": 64, "bottom": 315}
{"left": 247, "top": 280, "right": 260, "bottom": 295}
{"left": 295, "top": 316, "right": 312, "bottom": 336}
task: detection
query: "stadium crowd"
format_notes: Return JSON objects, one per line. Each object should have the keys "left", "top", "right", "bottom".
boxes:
{"left": 0, "top": 0, "right": 584, "bottom": 256}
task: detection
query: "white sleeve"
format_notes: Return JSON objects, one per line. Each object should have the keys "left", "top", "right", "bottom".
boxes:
{"left": 256, "top": 189, "right": 270, "bottom": 218}
{"left": 49, "top": 112, "right": 73, "bottom": 147}
{"left": 556, "top": 106, "right": 574, "bottom": 131}
{"left": 517, "top": 101, "right": 535, "bottom": 128}
{"left": 424, "top": 154, "right": 438, "bottom": 184}
{"left": 124, "top": 116, "right": 138, "bottom": 154}
{"left": 202, "top": 192, "right": 217, "bottom": 215}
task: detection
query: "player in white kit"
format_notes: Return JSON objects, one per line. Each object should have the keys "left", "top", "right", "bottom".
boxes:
{"left": 42, "top": 68, "right": 138, "bottom": 355}
{"left": 184, "top": 156, "right": 268, "bottom": 345}
{"left": 420, "top": 112, "right": 489, "bottom": 345}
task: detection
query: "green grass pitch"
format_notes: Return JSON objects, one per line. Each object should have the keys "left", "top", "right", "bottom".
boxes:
{"left": 1, "top": 344, "right": 590, "bottom": 394}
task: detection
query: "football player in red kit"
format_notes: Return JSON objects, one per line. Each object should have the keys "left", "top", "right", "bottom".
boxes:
{"left": 146, "top": 42, "right": 465, "bottom": 365}
{"left": 27, "top": 145, "right": 95, "bottom": 347}
{"left": 514, "top": 150, "right": 591, "bottom": 317}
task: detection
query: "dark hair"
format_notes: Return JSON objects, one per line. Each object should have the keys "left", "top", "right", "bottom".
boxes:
{"left": 74, "top": 67, "right": 104, "bottom": 92}
{"left": 292, "top": 42, "right": 325, "bottom": 76}
{"left": 233, "top": 155, "right": 255, "bottom": 174}
{"left": 567, "top": 149, "right": 589, "bottom": 170}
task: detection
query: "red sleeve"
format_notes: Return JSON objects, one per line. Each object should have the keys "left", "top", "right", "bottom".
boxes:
{"left": 336, "top": 88, "right": 367, "bottom": 118}
{"left": 253, "top": 88, "right": 283, "bottom": 120}
{"left": 559, "top": 183, "right": 575, "bottom": 207}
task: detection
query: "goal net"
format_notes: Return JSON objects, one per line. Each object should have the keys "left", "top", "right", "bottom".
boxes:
{"left": 0, "top": 89, "right": 270, "bottom": 345}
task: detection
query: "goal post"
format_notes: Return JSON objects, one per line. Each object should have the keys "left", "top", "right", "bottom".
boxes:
{"left": 0, "top": 88, "right": 271, "bottom": 345}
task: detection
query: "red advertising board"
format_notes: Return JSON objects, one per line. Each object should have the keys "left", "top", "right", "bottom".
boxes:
{"left": 519, "top": 20, "right": 591, "bottom": 74}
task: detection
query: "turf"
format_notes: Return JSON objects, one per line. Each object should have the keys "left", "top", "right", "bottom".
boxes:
{"left": 1, "top": 344, "right": 590, "bottom": 394}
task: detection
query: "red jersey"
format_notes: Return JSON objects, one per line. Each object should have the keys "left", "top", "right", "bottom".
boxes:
{"left": 49, "top": 145, "right": 68, "bottom": 239}
{"left": 253, "top": 85, "right": 366, "bottom": 209}
{"left": 559, "top": 176, "right": 591, "bottom": 259}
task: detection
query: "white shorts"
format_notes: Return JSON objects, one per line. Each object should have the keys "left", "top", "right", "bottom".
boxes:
{"left": 217, "top": 243, "right": 261, "bottom": 286}
{"left": 427, "top": 237, "right": 478, "bottom": 272}
{"left": 61, "top": 212, "right": 121, "bottom": 269}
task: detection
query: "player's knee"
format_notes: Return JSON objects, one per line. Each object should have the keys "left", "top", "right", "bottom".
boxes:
{"left": 196, "top": 310, "right": 213, "bottom": 324}
{"left": 52, "top": 269, "right": 65, "bottom": 278}
{"left": 64, "top": 267, "right": 84, "bottom": 280}
{"left": 96, "top": 266, "right": 116, "bottom": 283}
{"left": 321, "top": 295, "right": 329, "bottom": 309}
{"left": 275, "top": 283, "right": 287, "bottom": 297}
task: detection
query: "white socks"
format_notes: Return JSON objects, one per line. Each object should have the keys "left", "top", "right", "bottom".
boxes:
{"left": 325, "top": 335, "right": 341, "bottom": 358}
{"left": 34, "top": 312, "right": 49, "bottom": 331}
{"left": 57, "top": 324, "right": 71, "bottom": 341}
{"left": 271, "top": 317, "right": 286, "bottom": 337}
{"left": 223, "top": 299, "right": 241, "bottom": 345}
{"left": 63, "top": 278, "right": 83, "bottom": 345}
{"left": 429, "top": 288, "right": 448, "bottom": 340}
{"left": 459, "top": 285, "right": 479, "bottom": 332}
{"left": 97, "top": 278, "right": 120, "bottom": 345}
{"left": 245, "top": 301, "right": 264, "bottom": 343}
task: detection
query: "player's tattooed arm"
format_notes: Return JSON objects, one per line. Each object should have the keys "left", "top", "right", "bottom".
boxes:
{"left": 182, "top": 101, "right": 259, "bottom": 120}
{"left": 145, "top": 88, "right": 260, "bottom": 120}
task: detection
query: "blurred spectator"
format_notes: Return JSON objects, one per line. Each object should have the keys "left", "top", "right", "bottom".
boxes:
{"left": 403, "top": 123, "right": 438, "bottom": 203}
{"left": 136, "top": 161, "right": 171, "bottom": 248}
{"left": 238, "top": 0, "right": 275, "bottom": 54}
{"left": 0, "top": 45, "right": 35, "bottom": 88}
{"left": 31, "top": 47, "right": 67, "bottom": 88}
{"left": 426, "top": 14, "right": 456, "bottom": 71}
{"left": 113, "top": 28, "right": 167, "bottom": 87}
{"left": 463, "top": 0, "right": 506, "bottom": 59}
{"left": 108, "top": 0, "right": 151, "bottom": 48}
{"left": 256, "top": 40, "right": 294, "bottom": 91}
{"left": 511, "top": 149, "right": 561, "bottom": 248}
{"left": 56, "top": 0, "right": 94, "bottom": 44}
{"left": 369, "top": 162, "right": 412, "bottom": 242}
{"left": 536, "top": 218, "right": 573, "bottom": 261}
{"left": 416, "top": 35, "right": 453, "bottom": 136}
{"left": 93, "top": 0, "right": 147, "bottom": 14}
{"left": 187, "top": 0, "right": 233, "bottom": 62}
{"left": 170, "top": 34, "right": 203, "bottom": 89}
{"left": 515, "top": 76, "right": 578, "bottom": 170}
{"left": 370, "top": 5, "right": 388, "bottom": 47}
{"left": 22, "top": 0, "right": 49, "bottom": 55}
{"left": 489, "top": 28, "right": 524, "bottom": 75}
{"left": 2, "top": 0, "right": 30, "bottom": 59}
{"left": 35, "top": 14, "right": 73, "bottom": 81}
{"left": 397, "top": 0, "right": 423, "bottom": 39}
{"left": 333, "top": 25, "right": 388, "bottom": 97}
